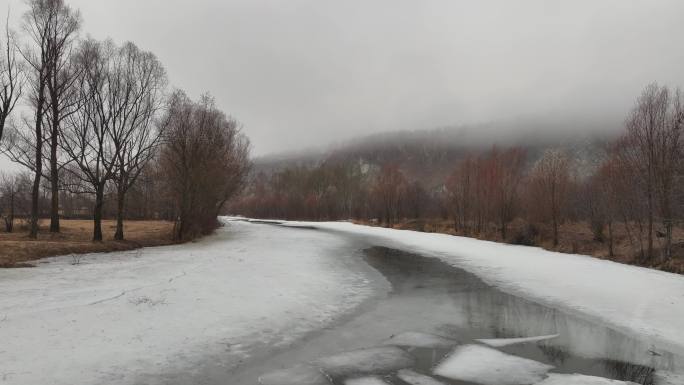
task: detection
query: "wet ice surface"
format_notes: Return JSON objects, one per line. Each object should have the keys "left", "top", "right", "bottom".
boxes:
{"left": 433, "top": 344, "right": 553, "bottom": 384}
{"left": 382, "top": 332, "right": 458, "bottom": 349}
{"left": 475, "top": 334, "right": 560, "bottom": 347}
{"left": 655, "top": 372, "right": 684, "bottom": 385}
{"left": 537, "top": 373, "right": 640, "bottom": 384}
{"left": 226, "top": 246, "right": 681, "bottom": 385}
{"left": 344, "top": 377, "right": 389, "bottom": 385}
{"left": 258, "top": 364, "right": 330, "bottom": 385}
{"left": 313, "top": 346, "right": 414, "bottom": 377}
{"left": 397, "top": 369, "right": 448, "bottom": 385}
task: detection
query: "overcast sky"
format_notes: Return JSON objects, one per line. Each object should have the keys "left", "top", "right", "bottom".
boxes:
{"left": 2, "top": 0, "right": 684, "bottom": 161}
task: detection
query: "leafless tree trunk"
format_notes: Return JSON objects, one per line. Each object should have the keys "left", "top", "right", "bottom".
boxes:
{"left": 44, "top": 0, "right": 80, "bottom": 233}
{"left": 530, "top": 149, "right": 571, "bottom": 247}
{"left": 493, "top": 147, "right": 526, "bottom": 240}
{"left": 446, "top": 156, "right": 474, "bottom": 235}
{"left": 617, "top": 83, "right": 683, "bottom": 262}
{"left": 20, "top": 0, "right": 58, "bottom": 238}
{"left": 0, "top": 18, "right": 24, "bottom": 144}
{"left": 371, "top": 164, "right": 406, "bottom": 228}
{"left": 109, "top": 42, "right": 167, "bottom": 241}
{"left": 61, "top": 39, "right": 123, "bottom": 241}
{"left": 1, "top": 172, "right": 19, "bottom": 232}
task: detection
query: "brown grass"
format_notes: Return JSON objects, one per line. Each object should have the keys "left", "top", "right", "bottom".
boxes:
{"left": 0, "top": 219, "right": 175, "bottom": 268}
{"left": 356, "top": 218, "right": 684, "bottom": 275}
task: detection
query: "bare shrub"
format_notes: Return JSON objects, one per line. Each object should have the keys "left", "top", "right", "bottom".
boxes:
{"left": 159, "top": 91, "right": 250, "bottom": 240}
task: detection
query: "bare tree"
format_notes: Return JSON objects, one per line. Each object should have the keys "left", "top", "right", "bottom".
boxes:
{"left": 491, "top": 147, "right": 527, "bottom": 240}
{"left": 446, "top": 156, "right": 474, "bottom": 234}
{"left": 109, "top": 42, "right": 167, "bottom": 240}
{"left": 160, "top": 91, "right": 250, "bottom": 240}
{"left": 655, "top": 89, "right": 683, "bottom": 260}
{"left": 0, "top": 172, "right": 18, "bottom": 232}
{"left": 0, "top": 15, "right": 24, "bottom": 144}
{"left": 44, "top": 0, "right": 80, "bottom": 233}
{"left": 15, "top": 0, "right": 59, "bottom": 238}
{"left": 402, "top": 180, "right": 426, "bottom": 220}
{"left": 0, "top": 171, "right": 31, "bottom": 232}
{"left": 4, "top": 1, "right": 80, "bottom": 238}
{"left": 529, "top": 149, "right": 572, "bottom": 246}
{"left": 371, "top": 164, "right": 406, "bottom": 227}
{"left": 593, "top": 156, "right": 629, "bottom": 257}
{"left": 60, "top": 39, "right": 119, "bottom": 241}
{"left": 616, "top": 83, "right": 684, "bottom": 261}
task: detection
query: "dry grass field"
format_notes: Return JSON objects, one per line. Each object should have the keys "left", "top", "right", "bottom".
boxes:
{"left": 0, "top": 219, "right": 175, "bottom": 267}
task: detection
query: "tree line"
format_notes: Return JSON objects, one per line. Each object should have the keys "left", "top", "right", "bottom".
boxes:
{"left": 231, "top": 83, "right": 684, "bottom": 265}
{"left": 0, "top": 0, "right": 250, "bottom": 241}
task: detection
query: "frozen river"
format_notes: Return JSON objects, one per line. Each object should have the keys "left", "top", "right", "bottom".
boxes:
{"left": 171, "top": 222, "right": 682, "bottom": 385}
{"left": 1, "top": 220, "right": 682, "bottom": 385}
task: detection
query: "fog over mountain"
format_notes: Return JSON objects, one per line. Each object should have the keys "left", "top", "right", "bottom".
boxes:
{"left": 251, "top": 116, "right": 620, "bottom": 193}
{"left": 258, "top": 113, "right": 622, "bottom": 160}
{"left": 2, "top": 0, "right": 684, "bottom": 166}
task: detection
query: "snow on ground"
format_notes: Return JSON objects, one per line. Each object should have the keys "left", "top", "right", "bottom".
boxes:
{"left": 475, "top": 334, "right": 560, "bottom": 347}
{"left": 0, "top": 220, "right": 376, "bottom": 385}
{"left": 279, "top": 220, "right": 684, "bottom": 356}
{"left": 433, "top": 344, "right": 553, "bottom": 385}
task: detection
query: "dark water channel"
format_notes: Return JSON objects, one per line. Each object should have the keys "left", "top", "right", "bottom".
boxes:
{"left": 223, "top": 245, "right": 682, "bottom": 385}
{"left": 351, "top": 247, "right": 672, "bottom": 385}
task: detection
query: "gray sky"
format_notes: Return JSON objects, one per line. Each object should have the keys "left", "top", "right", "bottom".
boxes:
{"left": 2, "top": 0, "right": 684, "bottom": 162}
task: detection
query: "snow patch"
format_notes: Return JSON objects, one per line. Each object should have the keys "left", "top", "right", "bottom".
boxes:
{"left": 476, "top": 334, "right": 560, "bottom": 347}
{"left": 433, "top": 344, "right": 553, "bottom": 385}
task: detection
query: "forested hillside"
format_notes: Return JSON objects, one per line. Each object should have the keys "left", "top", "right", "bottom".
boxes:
{"left": 252, "top": 119, "right": 618, "bottom": 188}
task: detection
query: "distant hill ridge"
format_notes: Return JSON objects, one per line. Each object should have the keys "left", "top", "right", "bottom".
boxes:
{"left": 254, "top": 119, "right": 621, "bottom": 187}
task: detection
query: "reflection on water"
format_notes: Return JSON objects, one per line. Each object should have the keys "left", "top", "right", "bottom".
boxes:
{"left": 604, "top": 359, "right": 655, "bottom": 385}
{"left": 220, "top": 245, "right": 682, "bottom": 385}
{"left": 361, "top": 247, "right": 681, "bottom": 384}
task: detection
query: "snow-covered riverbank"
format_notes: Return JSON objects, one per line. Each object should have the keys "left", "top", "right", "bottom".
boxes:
{"left": 279, "top": 219, "right": 684, "bottom": 357}
{"left": 0, "top": 220, "right": 376, "bottom": 385}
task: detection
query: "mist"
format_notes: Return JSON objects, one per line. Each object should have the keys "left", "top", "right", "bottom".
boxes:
{"left": 2, "top": 0, "right": 684, "bottom": 159}
{"left": 3, "top": 2, "right": 684, "bottom": 381}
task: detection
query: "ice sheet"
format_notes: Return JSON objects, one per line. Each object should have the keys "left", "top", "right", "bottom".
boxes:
{"left": 654, "top": 371, "right": 684, "bottom": 385}
{"left": 433, "top": 344, "right": 553, "bottom": 385}
{"left": 283, "top": 220, "right": 684, "bottom": 360}
{"left": 0, "top": 220, "right": 376, "bottom": 385}
{"left": 476, "top": 334, "right": 560, "bottom": 347}
{"left": 259, "top": 364, "right": 331, "bottom": 385}
{"left": 397, "top": 369, "right": 447, "bottom": 385}
{"left": 382, "top": 331, "right": 457, "bottom": 349}
{"left": 344, "top": 377, "right": 388, "bottom": 385}
{"left": 535, "top": 373, "right": 639, "bottom": 384}
{"left": 314, "top": 346, "right": 414, "bottom": 377}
